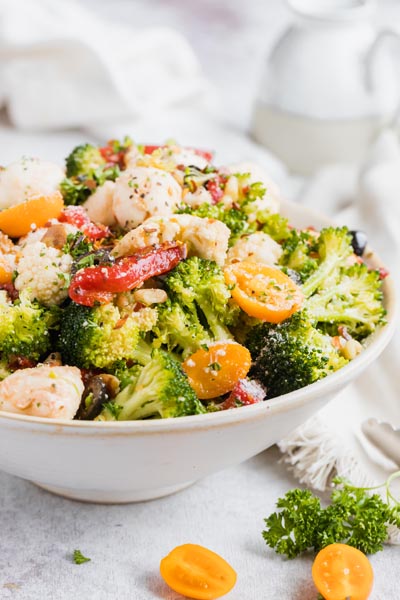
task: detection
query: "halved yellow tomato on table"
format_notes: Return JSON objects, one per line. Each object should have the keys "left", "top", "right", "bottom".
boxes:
{"left": 0, "top": 192, "right": 64, "bottom": 238}
{"left": 224, "top": 262, "right": 303, "bottom": 323}
{"left": 312, "top": 543, "right": 374, "bottom": 600}
{"left": 160, "top": 543, "right": 237, "bottom": 599}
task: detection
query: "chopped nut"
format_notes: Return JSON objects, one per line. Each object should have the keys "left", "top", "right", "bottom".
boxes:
{"left": 341, "top": 338, "right": 363, "bottom": 360}
{"left": 41, "top": 224, "right": 68, "bottom": 249}
{"left": 133, "top": 288, "right": 168, "bottom": 305}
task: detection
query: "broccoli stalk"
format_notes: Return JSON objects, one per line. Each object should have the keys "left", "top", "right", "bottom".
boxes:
{"left": 102, "top": 350, "right": 205, "bottom": 420}
{"left": 246, "top": 311, "right": 348, "bottom": 398}
{"left": 164, "top": 257, "right": 239, "bottom": 343}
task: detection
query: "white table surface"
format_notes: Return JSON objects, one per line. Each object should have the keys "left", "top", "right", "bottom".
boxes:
{"left": 1, "top": 1, "right": 400, "bottom": 598}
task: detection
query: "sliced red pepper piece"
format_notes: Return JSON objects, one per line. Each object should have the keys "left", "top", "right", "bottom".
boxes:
{"left": 59, "top": 206, "right": 110, "bottom": 241}
{"left": 69, "top": 242, "right": 187, "bottom": 307}
{"left": 220, "top": 378, "right": 266, "bottom": 410}
{"left": 206, "top": 174, "right": 227, "bottom": 203}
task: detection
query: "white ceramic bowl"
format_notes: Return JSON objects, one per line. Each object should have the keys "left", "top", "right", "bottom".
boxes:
{"left": 0, "top": 200, "right": 396, "bottom": 503}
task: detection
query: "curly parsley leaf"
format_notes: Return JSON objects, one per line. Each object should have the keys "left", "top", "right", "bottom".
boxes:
{"left": 262, "top": 473, "right": 400, "bottom": 558}
{"left": 262, "top": 489, "right": 321, "bottom": 558}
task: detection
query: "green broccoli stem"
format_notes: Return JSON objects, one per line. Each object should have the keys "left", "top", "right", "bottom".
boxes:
{"left": 116, "top": 385, "right": 161, "bottom": 420}
{"left": 131, "top": 338, "right": 152, "bottom": 366}
{"left": 301, "top": 256, "right": 339, "bottom": 298}
{"left": 200, "top": 304, "right": 234, "bottom": 342}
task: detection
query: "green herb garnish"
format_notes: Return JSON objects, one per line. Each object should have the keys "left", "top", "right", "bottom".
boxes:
{"left": 73, "top": 549, "right": 91, "bottom": 565}
{"left": 262, "top": 472, "right": 400, "bottom": 558}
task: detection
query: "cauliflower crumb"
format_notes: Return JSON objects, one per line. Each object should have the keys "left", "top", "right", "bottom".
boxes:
{"left": 14, "top": 241, "right": 73, "bottom": 306}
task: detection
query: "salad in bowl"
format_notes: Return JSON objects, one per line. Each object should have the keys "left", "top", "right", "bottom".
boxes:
{"left": 0, "top": 139, "right": 388, "bottom": 423}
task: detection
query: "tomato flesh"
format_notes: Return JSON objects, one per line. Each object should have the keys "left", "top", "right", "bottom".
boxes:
{"left": 220, "top": 378, "right": 265, "bottom": 409}
{"left": 182, "top": 342, "right": 251, "bottom": 400}
{"left": 312, "top": 543, "right": 374, "bottom": 600}
{"left": 0, "top": 192, "right": 64, "bottom": 238}
{"left": 224, "top": 262, "right": 304, "bottom": 323}
{"left": 160, "top": 543, "right": 237, "bottom": 600}
{"left": 59, "top": 206, "right": 109, "bottom": 241}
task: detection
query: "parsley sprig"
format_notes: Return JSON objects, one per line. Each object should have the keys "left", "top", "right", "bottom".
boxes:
{"left": 73, "top": 549, "right": 91, "bottom": 565}
{"left": 262, "top": 472, "right": 400, "bottom": 558}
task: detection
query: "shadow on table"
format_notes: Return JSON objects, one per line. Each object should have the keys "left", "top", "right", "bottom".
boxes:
{"left": 139, "top": 571, "right": 178, "bottom": 599}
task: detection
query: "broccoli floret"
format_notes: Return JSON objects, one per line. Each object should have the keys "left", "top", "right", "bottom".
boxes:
{"left": 279, "top": 229, "right": 319, "bottom": 282}
{"left": 152, "top": 299, "right": 212, "bottom": 358}
{"left": 109, "top": 360, "right": 143, "bottom": 390}
{"left": 305, "top": 263, "right": 386, "bottom": 339}
{"left": 58, "top": 302, "right": 156, "bottom": 369}
{"left": 179, "top": 173, "right": 275, "bottom": 245}
{"left": 65, "top": 143, "right": 105, "bottom": 178}
{"left": 60, "top": 165, "right": 120, "bottom": 206}
{"left": 0, "top": 361, "right": 12, "bottom": 380}
{"left": 60, "top": 177, "right": 93, "bottom": 206}
{"left": 259, "top": 213, "right": 292, "bottom": 242}
{"left": 101, "top": 350, "right": 205, "bottom": 420}
{"left": 61, "top": 141, "right": 120, "bottom": 206}
{"left": 301, "top": 227, "right": 353, "bottom": 297}
{"left": 165, "top": 257, "right": 239, "bottom": 341}
{"left": 0, "top": 290, "right": 59, "bottom": 361}
{"left": 246, "top": 311, "right": 348, "bottom": 398}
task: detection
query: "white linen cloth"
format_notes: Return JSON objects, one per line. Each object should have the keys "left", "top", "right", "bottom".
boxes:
{"left": 278, "top": 129, "right": 400, "bottom": 537}
{"left": 0, "top": 0, "right": 212, "bottom": 130}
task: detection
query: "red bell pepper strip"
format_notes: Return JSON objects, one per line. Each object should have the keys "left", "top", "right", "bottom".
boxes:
{"left": 59, "top": 206, "right": 110, "bottom": 241}
{"left": 206, "top": 175, "right": 227, "bottom": 203}
{"left": 220, "top": 378, "right": 266, "bottom": 410}
{"left": 69, "top": 242, "right": 187, "bottom": 307}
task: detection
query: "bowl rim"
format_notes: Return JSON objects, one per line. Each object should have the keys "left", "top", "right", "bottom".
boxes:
{"left": 0, "top": 199, "right": 396, "bottom": 432}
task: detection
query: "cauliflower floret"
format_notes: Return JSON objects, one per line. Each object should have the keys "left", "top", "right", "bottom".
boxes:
{"left": 228, "top": 161, "right": 281, "bottom": 218}
{"left": 14, "top": 241, "right": 72, "bottom": 306}
{"left": 0, "top": 157, "right": 65, "bottom": 210}
{"left": 113, "top": 214, "right": 230, "bottom": 267}
{"left": 83, "top": 180, "right": 117, "bottom": 227}
{"left": 177, "top": 214, "right": 229, "bottom": 266}
{"left": 0, "top": 365, "right": 83, "bottom": 419}
{"left": 112, "top": 167, "right": 182, "bottom": 230}
{"left": 226, "top": 232, "right": 283, "bottom": 266}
